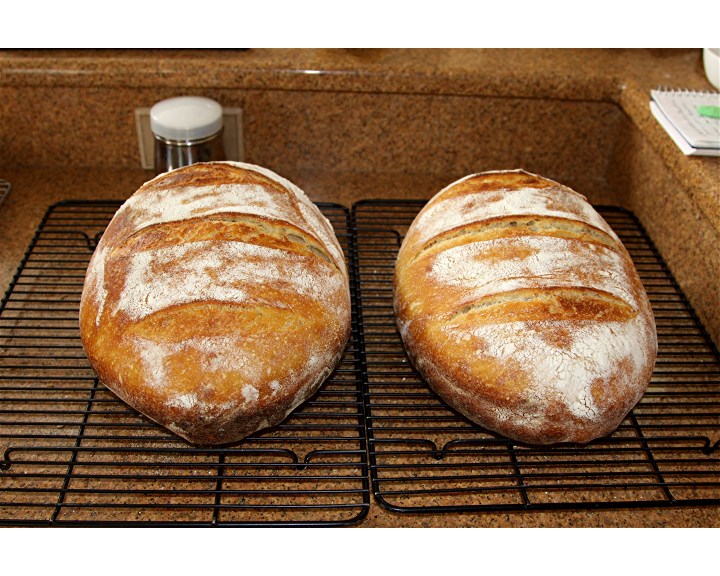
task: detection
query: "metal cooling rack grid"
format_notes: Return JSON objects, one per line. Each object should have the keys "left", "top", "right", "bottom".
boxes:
{"left": 0, "top": 200, "right": 369, "bottom": 526}
{"left": 351, "top": 199, "right": 720, "bottom": 514}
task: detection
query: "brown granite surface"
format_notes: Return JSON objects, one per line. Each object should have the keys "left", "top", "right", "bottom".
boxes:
{"left": 0, "top": 49, "right": 718, "bottom": 527}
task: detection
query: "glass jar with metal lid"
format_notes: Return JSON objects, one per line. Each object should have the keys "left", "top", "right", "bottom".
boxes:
{"left": 150, "top": 96, "right": 226, "bottom": 174}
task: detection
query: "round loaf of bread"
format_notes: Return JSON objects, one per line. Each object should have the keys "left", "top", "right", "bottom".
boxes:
{"left": 394, "top": 170, "right": 657, "bottom": 445}
{"left": 79, "top": 161, "right": 351, "bottom": 445}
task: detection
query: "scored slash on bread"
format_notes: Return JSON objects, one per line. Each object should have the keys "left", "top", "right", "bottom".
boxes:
{"left": 394, "top": 169, "right": 657, "bottom": 445}
{"left": 79, "top": 162, "right": 351, "bottom": 445}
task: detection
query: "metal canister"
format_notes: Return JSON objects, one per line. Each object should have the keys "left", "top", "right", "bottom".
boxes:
{"left": 150, "top": 96, "right": 226, "bottom": 174}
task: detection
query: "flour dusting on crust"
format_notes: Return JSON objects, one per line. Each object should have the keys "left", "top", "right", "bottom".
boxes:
{"left": 115, "top": 239, "right": 343, "bottom": 321}
{"left": 115, "top": 161, "right": 345, "bottom": 273}
{"left": 84, "top": 243, "right": 109, "bottom": 326}
{"left": 429, "top": 235, "right": 638, "bottom": 308}
{"left": 447, "top": 316, "right": 650, "bottom": 421}
{"left": 410, "top": 183, "right": 619, "bottom": 250}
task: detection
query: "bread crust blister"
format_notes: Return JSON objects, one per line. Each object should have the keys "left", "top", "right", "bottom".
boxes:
{"left": 394, "top": 170, "right": 657, "bottom": 445}
{"left": 80, "top": 162, "right": 351, "bottom": 445}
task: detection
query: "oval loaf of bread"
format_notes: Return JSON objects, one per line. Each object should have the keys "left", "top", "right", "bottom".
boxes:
{"left": 394, "top": 170, "right": 657, "bottom": 445}
{"left": 80, "top": 161, "right": 351, "bottom": 445}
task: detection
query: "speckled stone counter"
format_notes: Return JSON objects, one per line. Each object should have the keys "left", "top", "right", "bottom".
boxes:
{"left": 0, "top": 49, "right": 718, "bottom": 527}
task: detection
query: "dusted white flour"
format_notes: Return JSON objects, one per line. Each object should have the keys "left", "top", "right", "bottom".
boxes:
{"left": 411, "top": 183, "right": 619, "bottom": 248}
{"left": 451, "top": 317, "right": 650, "bottom": 422}
{"left": 429, "top": 234, "right": 637, "bottom": 308}
{"left": 115, "top": 239, "right": 342, "bottom": 321}
{"left": 116, "top": 161, "right": 345, "bottom": 271}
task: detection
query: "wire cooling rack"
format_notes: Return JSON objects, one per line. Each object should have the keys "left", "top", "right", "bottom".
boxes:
{"left": 0, "top": 200, "right": 369, "bottom": 526}
{"left": 351, "top": 199, "right": 720, "bottom": 513}
{"left": 3, "top": 198, "right": 719, "bottom": 524}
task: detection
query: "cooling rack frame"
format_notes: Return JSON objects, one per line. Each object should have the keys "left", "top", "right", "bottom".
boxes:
{"left": 351, "top": 199, "right": 720, "bottom": 515}
{"left": 0, "top": 199, "right": 370, "bottom": 527}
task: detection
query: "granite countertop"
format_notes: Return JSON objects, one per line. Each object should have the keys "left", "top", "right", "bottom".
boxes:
{"left": 1, "top": 49, "right": 718, "bottom": 291}
{"left": 0, "top": 49, "right": 718, "bottom": 527}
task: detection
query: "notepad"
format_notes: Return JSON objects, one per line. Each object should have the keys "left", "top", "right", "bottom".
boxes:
{"left": 650, "top": 89, "right": 720, "bottom": 156}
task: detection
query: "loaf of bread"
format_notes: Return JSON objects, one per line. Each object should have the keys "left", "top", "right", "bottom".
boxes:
{"left": 394, "top": 170, "right": 657, "bottom": 445}
{"left": 79, "top": 161, "right": 351, "bottom": 445}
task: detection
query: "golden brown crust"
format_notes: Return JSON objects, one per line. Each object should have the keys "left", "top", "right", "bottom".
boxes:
{"left": 394, "top": 169, "right": 657, "bottom": 445}
{"left": 79, "top": 162, "right": 351, "bottom": 445}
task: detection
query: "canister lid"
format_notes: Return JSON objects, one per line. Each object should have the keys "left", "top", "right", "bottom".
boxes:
{"left": 150, "top": 96, "right": 223, "bottom": 142}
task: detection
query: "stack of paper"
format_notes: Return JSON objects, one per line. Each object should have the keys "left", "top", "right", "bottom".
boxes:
{"left": 650, "top": 89, "right": 720, "bottom": 157}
